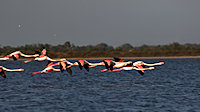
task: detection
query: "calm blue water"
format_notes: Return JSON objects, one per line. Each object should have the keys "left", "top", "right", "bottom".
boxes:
{"left": 0, "top": 58, "right": 200, "bottom": 112}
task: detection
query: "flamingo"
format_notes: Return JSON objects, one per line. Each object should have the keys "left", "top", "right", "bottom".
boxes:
{"left": 59, "top": 61, "right": 73, "bottom": 74}
{"left": 23, "top": 49, "right": 65, "bottom": 63}
{"left": 88, "top": 57, "right": 131, "bottom": 69}
{"left": 52, "top": 60, "right": 73, "bottom": 74}
{"left": 9, "top": 50, "right": 39, "bottom": 60}
{"left": 88, "top": 57, "right": 131, "bottom": 72}
{"left": 0, "top": 66, "right": 24, "bottom": 78}
{"left": 70, "top": 60, "right": 90, "bottom": 72}
{"left": 112, "top": 66, "right": 155, "bottom": 72}
{"left": 0, "top": 51, "right": 39, "bottom": 61}
{"left": 112, "top": 57, "right": 133, "bottom": 68}
{"left": 87, "top": 60, "right": 115, "bottom": 72}
{"left": 31, "top": 61, "right": 60, "bottom": 75}
{"left": 102, "top": 60, "right": 115, "bottom": 71}
{"left": 131, "top": 61, "right": 164, "bottom": 75}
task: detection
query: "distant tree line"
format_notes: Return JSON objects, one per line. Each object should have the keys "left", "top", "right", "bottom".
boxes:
{"left": 0, "top": 41, "right": 200, "bottom": 58}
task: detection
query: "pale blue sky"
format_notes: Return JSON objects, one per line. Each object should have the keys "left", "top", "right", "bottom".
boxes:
{"left": 0, "top": 0, "right": 200, "bottom": 47}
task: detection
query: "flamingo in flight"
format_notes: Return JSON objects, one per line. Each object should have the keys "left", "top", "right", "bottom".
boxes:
{"left": 88, "top": 57, "right": 131, "bottom": 72}
{"left": 87, "top": 59, "right": 115, "bottom": 72}
{"left": 112, "top": 61, "right": 155, "bottom": 72}
{"left": 112, "top": 66, "right": 155, "bottom": 72}
{"left": 112, "top": 57, "right": 133, "bottom": 68}
{"left": 131, "top": 61, "right": 164, "bottom": 75}
{"left": 31, "top": 61, "right": 60, "bottom": 75}
{"left": 23, "top": 49, "right": 65, "bottom": 63}
{"left": 54, "top": 60, "right": 73, "bottom": 75}
{"left": 70, "top": 60, "right": 90, "bottom": 72}
{"left": 0, "top": 51, "right": 39, "bottom": 61}
{"left": 0, "top": 66, "right": 24, "bottom": 78}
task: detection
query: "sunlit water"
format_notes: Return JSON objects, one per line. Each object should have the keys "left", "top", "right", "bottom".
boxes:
{"left": 0, "top": 58, "right": 200, "bottom": 112}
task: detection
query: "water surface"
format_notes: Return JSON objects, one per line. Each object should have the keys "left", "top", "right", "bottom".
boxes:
{"left": 0, "top": 58, "right": 200, "bottom": 111}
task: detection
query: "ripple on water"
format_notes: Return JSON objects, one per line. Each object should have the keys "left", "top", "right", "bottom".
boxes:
{"left": 0, "top": 59, "right": 200, "bottom": 111}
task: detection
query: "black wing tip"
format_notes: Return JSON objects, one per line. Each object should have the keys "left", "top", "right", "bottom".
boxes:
{"left": 113, "top": 57, "right": 121, "bottom": 62}
{"left": 3, "top": 75, "right": 6, "bottom": 78}
{"left": 84, "top": 63, "right": 90, "bottom": 72}
{"left": 137, "top": 70, "right": 144, "bottom": 75}
{"left": 66, "top": 68, "right": 72, "bottom": 75}
{"left": 12, "top": 55, "right": 18, "bottom": 61}
{"left": 59, "top": 63, "right": 65, "bottom": 72}
{"left": 77, "top": 61, "right": 83, "bottom": 70}
{"left": 0, "top": 70, "right": 6, "bottom": 78}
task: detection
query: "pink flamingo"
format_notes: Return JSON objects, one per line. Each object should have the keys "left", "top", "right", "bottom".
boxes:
{"left": 23, "top": 49, "right": 65, "bottom": 63}
{"left": 31, "top": 61, "right": 60, "bottom": 75}
{"left": 60, "top": 61, "right": 73, "bottom": 74}
{"left": 131, "top": 61, "right": 164, "bottom": 75}
{"left": 87, "top": 60, "right": 115, "bottom": 72}
{"left": 88, "top": 57, "right": 131, "bottom": 72}
{"left": 112, "top": 66, "right": 155, "bottom": 72}
{"left": 112, "top": 57, "right": 133, "bottom": 68}
{"left": 0, "top": 66, "right": 24, "bottom": 78}
{"left": 53, "top": 60, "right": 73, "bottom": 74}
{"left": 88, "top": 57, "right": 131, "bottom": 69}
{"left": 70, "top": 60, "right": 90, "bottom": 72}
{"left": 0, "top": 51, "right": 39, "bottom": 61}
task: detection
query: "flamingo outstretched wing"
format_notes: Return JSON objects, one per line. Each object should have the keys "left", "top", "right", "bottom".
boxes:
{"left": 136, "top": 65, "right": 146, "bottom": 75}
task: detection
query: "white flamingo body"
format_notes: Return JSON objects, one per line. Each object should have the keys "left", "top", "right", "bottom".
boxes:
{"left": 8, "top": 51, "right": 39, "bottom": 58}
{"left": 113, "top": 61, "right": 132, "bottom": 68}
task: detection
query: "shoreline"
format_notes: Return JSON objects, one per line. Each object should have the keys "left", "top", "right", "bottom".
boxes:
{"left": 65, "top": 56, "right": 200, "bottom": 60}
{"left": 2, "top": 56, "right": 200, "bottom": 61}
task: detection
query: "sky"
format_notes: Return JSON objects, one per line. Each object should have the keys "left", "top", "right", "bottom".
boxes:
{"left": 0, "top": 0, "right": 200, "bottom": 47}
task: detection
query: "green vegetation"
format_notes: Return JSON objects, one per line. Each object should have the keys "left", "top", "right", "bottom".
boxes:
{"left": 0, "top": 42, "right": 200, "bottom": 58}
